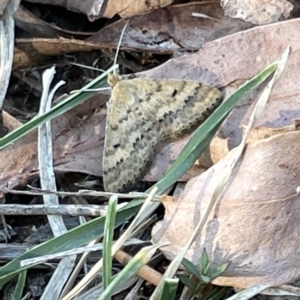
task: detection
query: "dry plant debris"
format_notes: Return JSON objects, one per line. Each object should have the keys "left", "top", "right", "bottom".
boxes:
{"left": 152, "top": 128, "right": 300, "bottom": 289}
{"left": 0, "top": 0, "right": 300, "bottom": 299}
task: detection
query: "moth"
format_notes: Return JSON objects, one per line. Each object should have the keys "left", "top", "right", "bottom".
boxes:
{"left": 103, "top": 74, "right": 222, "bottom": 192}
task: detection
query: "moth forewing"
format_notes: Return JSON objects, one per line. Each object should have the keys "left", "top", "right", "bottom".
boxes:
{"left": 103, "top": 77, "right": 222, "bottom": 192}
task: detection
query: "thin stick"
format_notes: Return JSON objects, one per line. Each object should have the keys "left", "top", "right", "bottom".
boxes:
{"left": 113, "top": 19, "right": 130, "bottom": 73}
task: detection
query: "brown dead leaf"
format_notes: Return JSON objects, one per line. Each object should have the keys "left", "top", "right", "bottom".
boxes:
{"left": 139, "top": 18, "right": 300, "bottom": 160}
{"left": 152, "top": 130, "right": 300, "bottom": 289}
{"left": 221, "top": 0, "right": 293, "bottom": 25}
{"left": 14, "top": 38, "right": 101, "bottom": 69}
{"left": 87, "top": 2, "right": 253, "bottom": 53}
{"left": 0, "top": 95, "right": 107, "bottom": 190}
{"left": 103, "top": 0, "right": 173, "bottom": 18}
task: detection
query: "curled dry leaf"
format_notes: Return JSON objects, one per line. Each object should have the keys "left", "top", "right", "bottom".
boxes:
{"left": 88, "top": 2, "right": 253, "bottom": 53}
{"left": 152, "top": 129, "right": 300, "bottom": 289}
{"left": 244, "top": 122, "right": 299, "bottom": 144}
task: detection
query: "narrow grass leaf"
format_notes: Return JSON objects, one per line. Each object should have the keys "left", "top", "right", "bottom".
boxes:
{"left": 136, "top": 58, "right": 279, "bottom": 226}
{"left": 200, "top": 248, "right": 210, "bottom": 274}
{"left": 154, "top": 60, "right": 278, "bottom": 191}
{"left": 0, "top": 64, "right": 118, "bottom": 149}
{"left": 103, "top": 195, "right": 118, "bottom": 290}
{"left": 98, "top": 243, "right": 165, "bottom": 300}
{"left": 12, "top": 270, "right": 27, "bottom": 300}
{"left": 177, "top": 275, "right": 194, "bottom": 290}
{"left": 0, "top": 200, "right": 140, "bottom": 286}
{"left": 181, "top": 258, "right": 201, "bottom": 278}
{"left": 159, "top": 278, "right": 178, "bottom": 300}
{"left": 62, "top": 188, "right": 158, "bottom": 300}
{"left": 150, "top": 48, "right": 290, "bottom": 300}
{"left": 209, "top": 262, "right": 231, "bottom": 279}
{"left": 202, "top": 286, "right": 231, "bottom": 300}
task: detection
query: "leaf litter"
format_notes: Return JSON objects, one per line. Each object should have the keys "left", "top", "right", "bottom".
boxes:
{"left": 1, "top": 1, "right": 300, "bottom": 299}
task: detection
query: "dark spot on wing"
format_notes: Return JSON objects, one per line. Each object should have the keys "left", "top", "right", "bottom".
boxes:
{"left": 155, "top": 84, "right": 162, "bottom": 92}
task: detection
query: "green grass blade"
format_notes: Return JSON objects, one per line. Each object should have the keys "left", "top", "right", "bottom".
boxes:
{"left": 150, "top": 59, "right": 281, "bottom": 300}
{"left": 202, "top": 286, "right": 231, "bottom": 300}
{"left": 99, "top": 244, "right": 162, "bottom": 300}
{"left": 152, "top": 62, "right": 277, "bottom": 193}
{"left": 12, "top": 270, "right": 27, "bottom": 300}
{"left": 134, "top": 60, "right": 278, "bottom": 227}
{"left": 0, "top": 64, "right": 118, "bottom": 149}
{"left": 0, "top": 58, "right": 280, "bottom": 294}
{"left": 181, "top": 258, "right": 201, "bottom": 278}
{"left": 159, "top": 278, "right": 178, "bottom": 300}
{"left": 177, "top": 275, "right": 194, "bottom": 290}
{"left": 0, "top": 200, "right": 140, "bottom": 286}
{"left": 103, "top": 195, "right": 118, "bottom": 291}
{"left": 200, "top": 248, "right": 210, "bottom": 274}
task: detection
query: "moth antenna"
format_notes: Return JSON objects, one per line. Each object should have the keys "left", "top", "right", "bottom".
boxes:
{"left": 113, "top": 19, "right": 130, "bottom": 75}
